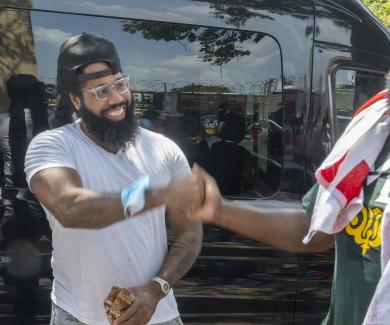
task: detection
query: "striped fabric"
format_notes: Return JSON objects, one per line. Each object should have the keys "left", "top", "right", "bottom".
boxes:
{"left": 302, "top": 90, "right": 390, "bottom": 324}
{"left": 303, "top": 90, "right": 389, "bottom": 244}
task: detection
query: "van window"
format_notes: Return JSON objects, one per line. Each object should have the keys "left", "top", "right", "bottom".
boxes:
{"left": 333, "top": 69, "right": 387, "bottom": 137}
{"left": 0, "top": 10, "right": 283, "bottom": 197}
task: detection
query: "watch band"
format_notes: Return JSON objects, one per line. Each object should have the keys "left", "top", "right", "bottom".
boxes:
{"left": 152, "top": 276, "right": 171, "bottom": 295}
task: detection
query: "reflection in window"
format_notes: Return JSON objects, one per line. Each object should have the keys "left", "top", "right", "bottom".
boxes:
{"left": 333, "top": 69, "right": 386, "bottom": 137}
{"left": 0, "top": 10, "right": 52, "bottom": 315}
{"left": 29, "top": 12, "right": 282, "bottom": 197}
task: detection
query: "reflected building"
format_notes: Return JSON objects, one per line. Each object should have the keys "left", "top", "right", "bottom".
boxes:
{"left": 0, "top": 0, "right": 37, "bottom": 114}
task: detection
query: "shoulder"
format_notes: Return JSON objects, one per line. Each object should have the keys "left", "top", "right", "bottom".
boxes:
{"left": 27, "top": 124, "right": 80, "bottom": 155}
{"left": 31, "top": 124, "right": 78, "bottom": 144}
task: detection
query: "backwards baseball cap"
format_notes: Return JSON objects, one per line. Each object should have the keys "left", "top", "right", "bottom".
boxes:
{"left": 57, "top": 33, "right": 122, "bottom": 87}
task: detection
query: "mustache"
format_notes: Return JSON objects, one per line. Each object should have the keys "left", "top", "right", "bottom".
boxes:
{"left": 101, "top": 101, "right": 128, "bottom": 115}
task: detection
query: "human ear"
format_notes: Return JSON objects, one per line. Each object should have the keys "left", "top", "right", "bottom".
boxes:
{"left": 69, "top": 93, "right": 81, "bottom": 111}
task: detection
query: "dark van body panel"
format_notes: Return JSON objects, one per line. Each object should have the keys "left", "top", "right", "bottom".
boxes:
{"left": 315, "top": 0, "right": 390, "bottom": 53}
{"left": 0, "top": 0, "right": 388, "bottom": 324}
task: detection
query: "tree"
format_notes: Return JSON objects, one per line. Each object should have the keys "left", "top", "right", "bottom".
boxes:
{"left": 122, "top": 1, "right": 316, "bottom": 67}
{"left": 363, "top": 0, "right": 390, "bottom": 28}
{"left": 122, "top": 21, "right": 264, "bottom": 67}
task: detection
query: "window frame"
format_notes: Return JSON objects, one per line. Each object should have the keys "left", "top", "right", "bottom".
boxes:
{"left": 328, "top": 65, "right": 387, "bottom": 144}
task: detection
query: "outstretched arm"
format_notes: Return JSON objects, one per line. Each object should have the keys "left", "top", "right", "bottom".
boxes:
{"left": 191, "top": 165, "right": 334, "bottom": 253}
{"left": 212, "top": 201, "right": 333, "bottom": 253}
{"left": 30, "top": 166, "right": 204, "bottom": 229}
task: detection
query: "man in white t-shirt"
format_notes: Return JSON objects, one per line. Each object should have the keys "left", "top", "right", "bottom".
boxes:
{"left": 24, "top": 33, "right": 204, "bottom": 325}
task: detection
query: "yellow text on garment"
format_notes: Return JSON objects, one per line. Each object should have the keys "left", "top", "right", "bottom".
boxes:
{"left": 345, "top": 207, "right": 382, "bottom": 255}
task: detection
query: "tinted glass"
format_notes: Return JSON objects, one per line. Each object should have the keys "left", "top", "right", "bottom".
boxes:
{"left": 0, "top": 9, "right": 283, "bottom": 198}
{"left": 27, "top": 11, "right": 282, "bottom": 197}
{"left": 0, "top": 8, "right": 284, "bottom": 322}
{"left": 333, "top": 69, "right": 386, "bottom": 137}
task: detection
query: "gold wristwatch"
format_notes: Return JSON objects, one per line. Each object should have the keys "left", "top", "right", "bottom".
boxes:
{"left": 152, "top": 276, "right": 171, "bottom": 295}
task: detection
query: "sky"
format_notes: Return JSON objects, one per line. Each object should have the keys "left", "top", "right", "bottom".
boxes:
{"left": 30, "top": 8, "right": 282, "bottom": 95}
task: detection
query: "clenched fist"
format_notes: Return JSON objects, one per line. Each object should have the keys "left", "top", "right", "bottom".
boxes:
{"left": 164, "top": 173, "right": 205, "bottom": 215}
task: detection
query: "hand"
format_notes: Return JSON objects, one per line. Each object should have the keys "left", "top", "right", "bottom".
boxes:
{"left": 165, "top": 172, "right": 205, "bottom": 215}
{"left": 112, "top": 282, "right": 162, "bottom": 325}
{"left": 190, "top": 164, "right": 222, "bottom": 223}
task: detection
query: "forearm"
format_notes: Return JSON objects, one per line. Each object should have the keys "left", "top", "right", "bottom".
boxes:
{"left": 140, "top": 188, "right": 167, "bottom": 214}
{"left": 32, "top": 167, "right": 204, "bottom": 230}
{"left": 156, "top": 223, "right": 202, "bottom": 286}
{"left": 213, "top": 200, "right": 322, "bottom": 252}
{"left": 53, "top": 188, "right": 123, "bottom": 228}
{"left": 54, "top": 187, "right": 167, "bottom": 229}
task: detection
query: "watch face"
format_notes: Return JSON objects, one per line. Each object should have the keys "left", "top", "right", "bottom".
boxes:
{"left": 162, "top": 282, "right": 170, "bottom": 294}
{"left": 153, "top": 277, "right": 170, "bottom": 295}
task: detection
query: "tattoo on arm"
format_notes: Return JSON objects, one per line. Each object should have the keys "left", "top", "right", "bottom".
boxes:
{"left": 56, "top": 192, "right": 123, "bottom": 228}
{"left": 160, "top": 233, "right": 202, "bottom": 283}
{"left": 31, "top": 169, "right": 123, "bottom": 228}
{"left": 176, "top": 251, "right": 197, "bottom": 275}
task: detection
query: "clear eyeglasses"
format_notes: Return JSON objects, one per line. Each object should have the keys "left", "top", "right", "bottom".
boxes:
{"left": 82, "top": 76, "right": 130, "bottom": 101}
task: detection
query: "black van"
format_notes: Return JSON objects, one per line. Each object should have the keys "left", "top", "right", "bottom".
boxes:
{"left": 0, "top": 0, "right": 389, "bottom": 324}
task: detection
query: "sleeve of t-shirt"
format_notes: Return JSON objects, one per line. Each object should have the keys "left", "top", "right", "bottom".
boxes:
{"left": 164, "top": 137, "right": 191, "bottom": 180}
{"left": 24, "top": 130, "right": 77, "bottom": 190}
{"left": 302, "top": 183, "right": 320, "bottom": 219}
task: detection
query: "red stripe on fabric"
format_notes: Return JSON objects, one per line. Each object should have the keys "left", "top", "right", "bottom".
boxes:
{"left": 336, "top": 160, "right": 370, "bottom": 204}
{"left": 320, "top": 154, "right": 347, "bottom": 184}
{"left": 353, "top": 89, "right": 388, "bottom": 117}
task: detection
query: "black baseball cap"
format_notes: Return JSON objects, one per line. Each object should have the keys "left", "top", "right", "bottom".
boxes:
{"left": 57, "top": 33, "right": 122, "bottom": 87}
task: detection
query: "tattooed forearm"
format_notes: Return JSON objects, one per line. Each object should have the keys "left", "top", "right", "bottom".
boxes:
{"left": 30, "top": 168, "right": 124, "bottom": 229}
{"left": 176, "top": 251, "right": 198, "bottom": 275}
{"left": 54, "top": 192, "right": 123, "bottom": 228}
{"left": 157, "top": 231, "right": 202, "bottom": 285}
{"left": 30, "top": 167, "right": 174, "bottom": 229}
{"left": 169, "top": 234, "right": 199, "bottom": 254}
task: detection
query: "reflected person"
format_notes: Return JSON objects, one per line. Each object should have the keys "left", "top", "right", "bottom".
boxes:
{"left": 211, "top": 111, "right": 254, "bottom": 195}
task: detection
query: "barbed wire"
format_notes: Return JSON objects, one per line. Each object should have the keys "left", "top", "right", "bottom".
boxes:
{"left": 129, "top": 78, "right": 279, "bottom": 95}
{"left": 38, "top": 76, "right": 279, "bottom": 96}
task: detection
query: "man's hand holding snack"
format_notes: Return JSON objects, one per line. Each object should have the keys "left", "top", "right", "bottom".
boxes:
{"left": 104, "top": 282, "right": 164, "bottom": 325}
{"left": 104, "top": 286, "right": 135, "bottom": 323}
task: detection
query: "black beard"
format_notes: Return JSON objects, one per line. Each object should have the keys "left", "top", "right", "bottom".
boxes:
{"left": 78, "top": 98, "right": 139, "bottom": 151}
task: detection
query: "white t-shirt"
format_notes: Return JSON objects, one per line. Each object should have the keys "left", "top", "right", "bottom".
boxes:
{"left": 24, "top": 122, "right": 190, "bottom": 325}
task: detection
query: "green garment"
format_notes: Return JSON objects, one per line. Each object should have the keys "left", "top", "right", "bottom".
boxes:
{"left": 302, "top": 135, "right": 390, "bottom": 325}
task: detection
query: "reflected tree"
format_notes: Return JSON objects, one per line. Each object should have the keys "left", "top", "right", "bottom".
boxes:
{"left": 206, "top": 2, "right": 271, "bottom": 28}
{"left": 122, "top": 21, "right": 264, "bottom": 67}
{"left": 197, "top": 0, "right": 313, "bottom": 27}
{"left": 0, "top": 4, "right": 37, "bottom": 112}
{"left": 122, "top": 0, "right": 315, "bottom": 67}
